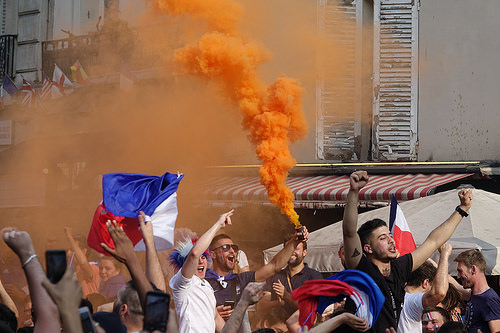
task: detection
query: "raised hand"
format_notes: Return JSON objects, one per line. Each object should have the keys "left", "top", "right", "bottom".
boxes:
{"left": 272, "top": 279, "right": 285, "bottom": 301}
{"left": 349, "top": 171, "right": 369, "bottom": 191}
{"left": 241, "top": 281, "right": 266, "bottom": 305}
{"left": 458, "top": 189, "right": 473, "bottom": 211}
{"left": 439, "top": 243, "right": 452, "bottom": 257}
{"left": 101, "top": 220, "right": 135, "bottom": 264}
{"left": 138, "top": 211, "right": 154, "bottom": 242}
{"left": 2, "top": 228, "right": 36, "bottom": 265}
{"left": 216, "top": 210, "right": 234, "bottom": 230}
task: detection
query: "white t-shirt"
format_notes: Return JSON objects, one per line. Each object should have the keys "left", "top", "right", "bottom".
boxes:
{"left": 169, "top": 270, "right": 217, "bottom": 333}
{"left": 397, "top": 292, "right": 425, "bottom": 333}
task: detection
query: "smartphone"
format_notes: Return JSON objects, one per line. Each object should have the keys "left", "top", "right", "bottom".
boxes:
{"left": 79, "top": 306, "right": 96, "bottom": 333}
{"left": 224, "top": 300, "right": 235, "bottom": 309}
{"left": 46, "top": 249, "right": 67, "bottom": 283}
{"left": 143, "top": 291, "right": 170, "bottom": 332}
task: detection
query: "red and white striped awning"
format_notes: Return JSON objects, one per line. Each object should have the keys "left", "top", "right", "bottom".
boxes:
{"left": 204, "top": 173, "right": 472, "bottom": 208}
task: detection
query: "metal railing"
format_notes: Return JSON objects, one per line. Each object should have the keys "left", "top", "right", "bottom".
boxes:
{"left": 0, "top": 35, "right": 16, "bottom": 78}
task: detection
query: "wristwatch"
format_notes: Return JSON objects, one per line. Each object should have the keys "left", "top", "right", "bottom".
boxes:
{"left": 455, "top": 206, "right": 469, "bottom": 217}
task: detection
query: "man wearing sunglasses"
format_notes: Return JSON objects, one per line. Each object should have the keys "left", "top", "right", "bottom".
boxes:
{"left": 205, "top": 227, "right": 309, "bottom": 331}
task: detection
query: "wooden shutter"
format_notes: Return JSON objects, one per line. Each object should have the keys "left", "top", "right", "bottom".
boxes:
{"left": 316, "top": 0, "right": 362, "bottom": 160}
{"left": 372, "top": 0, "right": 418, "bottom": 160}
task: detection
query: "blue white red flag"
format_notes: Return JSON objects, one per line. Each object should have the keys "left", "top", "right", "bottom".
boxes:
{"left": 389, "top": 195, "right": 416, "bottom": 255}
{"left": 2, "top": 75, "right": 18, "bottom": 95}
{"left": 319, "top": 270, "right": 385, "bottom": 327}
{"left": 88, "top": 172, "right": 184, "bottom": 254}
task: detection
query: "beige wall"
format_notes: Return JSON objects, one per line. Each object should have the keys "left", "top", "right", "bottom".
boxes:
{"left": 418, "top": 0, "right": 500, "bottom": 162}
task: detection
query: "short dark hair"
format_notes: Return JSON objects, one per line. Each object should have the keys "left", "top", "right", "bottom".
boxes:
{"left": 454, "top": 249, "right": 486, "bottom": 273}
{"left": 357, "top": 219, "right": 387, "bottom": 248}
{"left": 436, "top": 321, "right": 467, "bottom": 333}
{"left": 422, "top": 306, "right": 451, "bottom": 323}
{"left": 440, "top": 283, "right": 465, "bottom": 313}
{"left": 113, "top": 281, "right": 143, "bottom": 323}
{"left": 407, "top": 261, "right": 437, "bottom": 287}
{"left": 210, "top": 234, "right": 232, "bottom": 249}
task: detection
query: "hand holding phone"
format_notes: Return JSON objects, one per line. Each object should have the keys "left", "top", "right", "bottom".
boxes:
{"left": 143, "top": 291, "right": 170, "bottom": 332}
{"left": 224, "top": 300, "right": 235, "bottom": 309}
{"left": 79, "top": 306, "right": 96, "bottom": 333}
{"left": 46, "top": 250, "right": 67, "bottom": 283}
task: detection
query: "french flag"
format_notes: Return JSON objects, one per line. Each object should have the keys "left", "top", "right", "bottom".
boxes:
{"left": 87, "top": 172, "right": 184, "bottom": 255}
{"left": 389, "top": 195, "right": 416, "bottom": 256}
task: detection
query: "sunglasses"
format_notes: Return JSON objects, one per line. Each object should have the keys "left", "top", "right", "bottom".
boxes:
{"left": 213, "top": 244, "right": 239, "bottom": 252}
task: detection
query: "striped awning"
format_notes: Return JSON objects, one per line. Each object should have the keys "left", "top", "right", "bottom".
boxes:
{"left": 204, "top": 173, "right": 472, "bottom": 208}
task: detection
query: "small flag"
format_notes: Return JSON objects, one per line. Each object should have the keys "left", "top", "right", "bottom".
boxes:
{"left": 2, "top": 75, "right": 18, "bottom": 96}
{"left": 21, "top": 77, "right": 41, "bottom": 108}
{"left": 70, "top": 60, "right": 89, "bottom": 85}
{"left": 87, "top": 172, "right": 184, "bottom": 255}
{"left": 389, "top": 195, "right": 416, "bottom": 256}
{"left": 52, "top": 64, "right": 74, "bottom": 98}
{"left": 41, "top": 74, "right": 53, "bottom": 99}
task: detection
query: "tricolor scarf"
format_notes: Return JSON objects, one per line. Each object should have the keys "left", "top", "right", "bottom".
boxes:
{"left": 205, "top": 269, "right": 238, "bottom": 288}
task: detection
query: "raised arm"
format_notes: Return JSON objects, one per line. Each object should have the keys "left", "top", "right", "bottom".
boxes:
{"left": 221, "top": 282, "right": 265, "bottom": 333}
{"left": 422, "top": 243, "right": 452, "bottom": 308}
{"left": 2, "top": 228, "right": 60, "bottom": 333}
{"left": 342, "top": 171, "right": 368, "bottom": 269}
{"left": 182, "top": 210, "right": 234, "bottom": 279}
{"left": 64, "top": 227, "right": 93, "bottom": 281}
{"left": 411, "top": 189, "right": 472, "bottom": 271}
{"left": 139, "top": 211, "right": 166, "bottom": 292}
{"left": 42, "top": 266, "right": 84, "bottom": 333}
{"left": 101, "top": 220, "right": 153, "bottom": 309}
{"left": 254, "top": 227, "right": 309, "bottom": 282}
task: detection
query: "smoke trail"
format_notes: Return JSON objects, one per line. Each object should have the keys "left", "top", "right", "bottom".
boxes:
{"left": 152, "top": 0, "right": 308, "bottom": 226}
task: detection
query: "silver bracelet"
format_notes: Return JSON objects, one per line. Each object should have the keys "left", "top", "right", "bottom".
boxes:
{"left": 22, "top": 254, "right": 37, "bottom": 268}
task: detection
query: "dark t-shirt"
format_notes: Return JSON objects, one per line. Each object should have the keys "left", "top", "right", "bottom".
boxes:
{"left": 206, "top": 270, "right": 256, "bottom": 306}
{"left": 345, "top": 253, "right": 413, "bottom": 332}
{"left": 265, "top": 264, "right": 323, "bottom": 316}
{"left": 464, "top": 288, "right": 500, "bottom": 333}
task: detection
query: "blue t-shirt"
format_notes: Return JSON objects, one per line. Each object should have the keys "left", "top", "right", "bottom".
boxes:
{"left": 464, "top": 288, "right": 500, "bottom": 333}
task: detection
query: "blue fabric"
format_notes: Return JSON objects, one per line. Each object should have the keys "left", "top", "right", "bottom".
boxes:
{"left": 102, "top": 172, "right": 183, "bottom": 217}
{"left": 389, "top": 195, "right": 398, "bottom": 231}
{"left": 317, "top": 269, "right": 385, "bottom": 324}
{"left": 2, "top": 75, "right": 18, "bottom": 95}
{"left": 205, "top": 269, "right": 239, "bottom": 281}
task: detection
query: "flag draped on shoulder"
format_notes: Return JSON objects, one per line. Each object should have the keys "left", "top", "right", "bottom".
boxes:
{"left": 87, "top": 171, "right": 184, "bottom": 255}
{"left": 52, "top": 64, "right": 74, "bottom": 98}
{"left": 70, "top": 60, "right": 89, "bottom": 85}
{"left": 389, "top": 195, "right": 416, "bottom": 256}
{"left": 21, "top": 77, "right": 41, "bottom": 108}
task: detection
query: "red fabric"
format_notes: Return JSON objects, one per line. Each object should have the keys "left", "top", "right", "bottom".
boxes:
{"left": 87, "top": 203, "right": 142, "bottom": 255}
{"left": 393, "top": 225, "right": 416, "bottom": 255}
{"left": 291, "top": 279, "right": 354, "bottom": 329}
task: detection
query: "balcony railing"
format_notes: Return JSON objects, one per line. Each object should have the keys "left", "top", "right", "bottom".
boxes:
{"left": 42, "top": 25, "right": 178, "bottom": 78}
{"left": 0, "top": 35, "right": 16, "bottom": 78}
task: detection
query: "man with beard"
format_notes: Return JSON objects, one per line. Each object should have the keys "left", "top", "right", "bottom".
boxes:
{"left": 260, "top": 239, "right": 322, "bottom": 318}
{"left": 454, "top": 249, "right": 500, "bottom": 333}
{"left": 205, "top": 227, "right": 309, "bottom": 330}
{"left": 342, "top": 171, "right": 473, "bottom": 332}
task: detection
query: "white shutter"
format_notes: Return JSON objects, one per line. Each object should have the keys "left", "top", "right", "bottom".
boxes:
{"left": 316, "top": 0, "right": 362, "bottom": 160}
{"left": 372, "top": 0, "right": 418, "bottom": 160}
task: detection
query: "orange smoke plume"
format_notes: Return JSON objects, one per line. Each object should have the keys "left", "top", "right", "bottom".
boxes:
{"left": 152, "top": 0, "right": 308, "bottom": 226}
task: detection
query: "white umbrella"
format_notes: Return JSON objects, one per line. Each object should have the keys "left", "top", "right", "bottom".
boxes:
{"left": 263, "top": 189, "right": 500, "bottom": 275}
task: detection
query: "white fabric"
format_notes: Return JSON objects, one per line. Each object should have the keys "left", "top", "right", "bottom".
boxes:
{"left": 169, "top": 270, "right": 216, "bottom": 333}
{"left": 397, "top": 292, "right": 424, "bottom": 333}
{"left": 263, "top": 189, "right": 500, "bottom": 275}
{"left": 134, "top": 192, "right": 179, "bottom": 251}
{"left": 237, "top": 250, "right": 249, "bottom": 269}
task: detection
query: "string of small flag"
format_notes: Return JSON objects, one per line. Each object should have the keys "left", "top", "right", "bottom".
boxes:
{"left": 0, "top": 60, "right": 87, "bottom": 109}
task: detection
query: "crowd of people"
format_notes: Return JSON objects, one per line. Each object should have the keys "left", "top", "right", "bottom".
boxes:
{"left": 1, "top": 171, "right": 500, "bottom": 333}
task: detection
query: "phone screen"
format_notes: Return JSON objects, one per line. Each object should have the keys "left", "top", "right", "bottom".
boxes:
{"left": 46, "top": 250, "right": 67, "bottom": 283}
{"left": 143, "top": 291, "right": 170, "bottom": 332}
{"left": 224, "top": 300, "right": 235, "bottom": 309}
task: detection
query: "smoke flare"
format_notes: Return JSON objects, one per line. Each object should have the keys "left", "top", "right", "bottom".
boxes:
{"left": 152, "top": 0, "right": 308, "bottom": 226}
